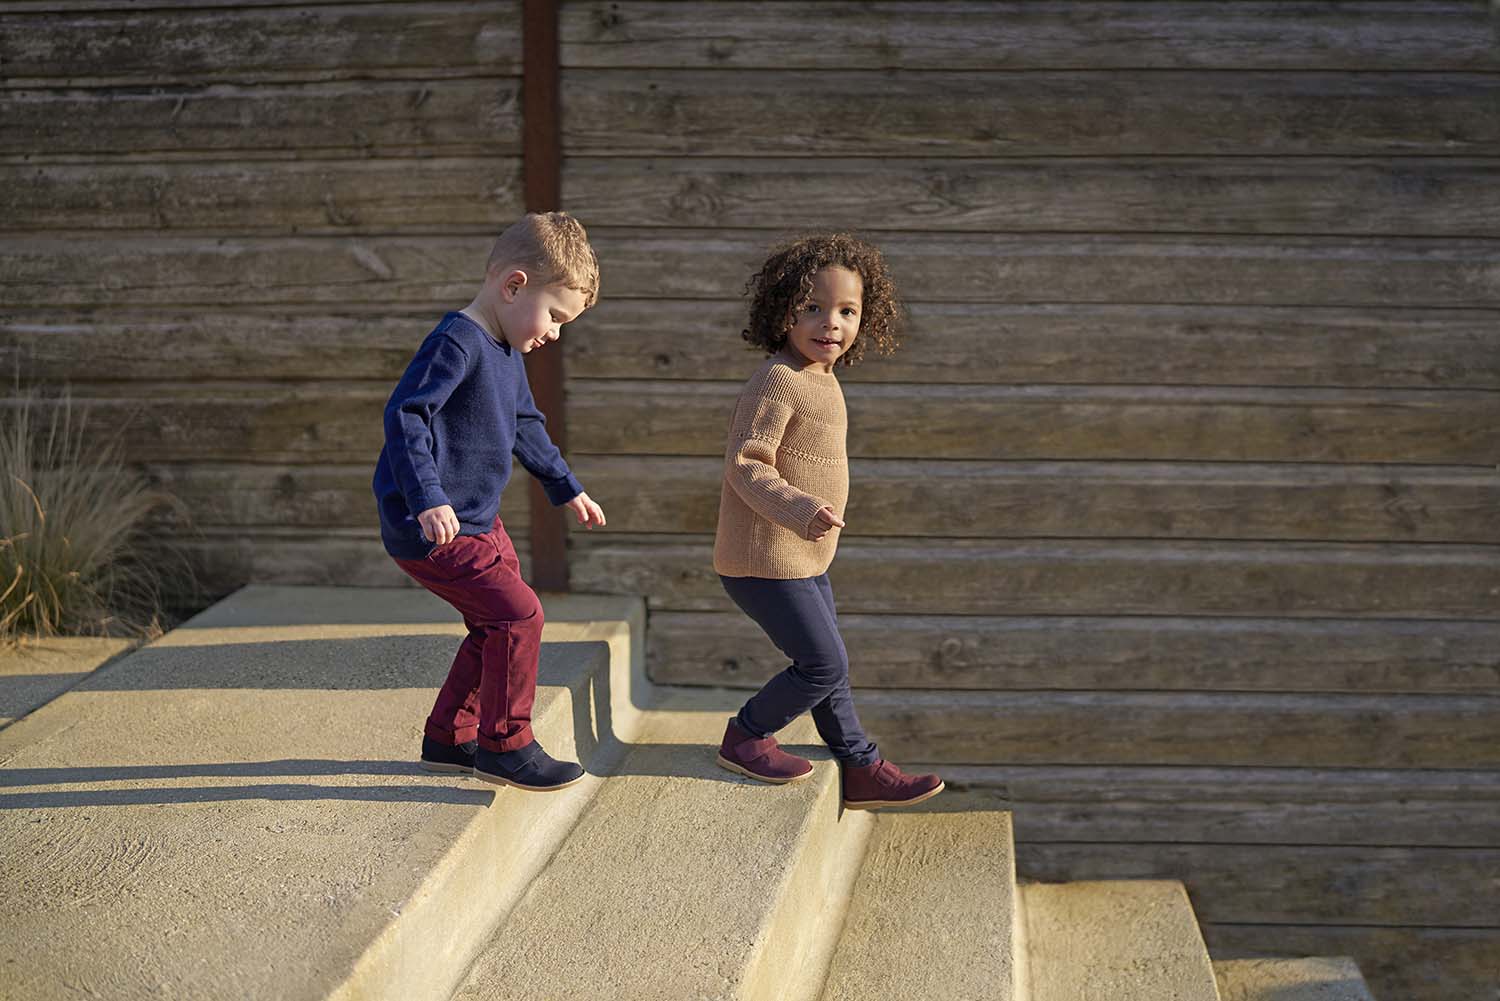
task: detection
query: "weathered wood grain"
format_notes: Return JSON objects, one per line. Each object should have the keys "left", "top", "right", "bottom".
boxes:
{"left": 1, "top": 79, "right": 521, "bottom": 158}
{"left": 0, "top": 238, "right": 490, "bottom": 307}
{"left": 565, "top": 300, "right": 1500, "bottom": 389}
{"left": 1017, "top": 843, "right": 1499, "bottom": 925}
{"left": 563, "top": 157, "right": 1500, "bottom": 236}
{"left": 178, "top": 527, "right": 534, "bottom": 598}
{"left": 848, "top": 688, "right": 1500, "bottom": 768}
{"left": 1202, "top": 925, "right": 1497, "bottom": 1001}
{"left": 563, "top": 70, "right": 1500, "bottom": 156}
{"left": 10, "top": 302, "right": 1495, "bottom": 389}
{"left": 10, "top": 232, "right": 1500, "bottom": 309}
{"left": 584, "top": 230, "right": 1500, "bottom": 307}
{"left": 0, "top": 158, "right": 523, "bottom": 233}
{"left": 561, "top": 2, "right": 1500, "bottom": 71}
{"left": 931, "top": 764, "right": 1500, "bottom": 845}
{"left": 647, "top": 611, "right": 1500, "bottom": 693}
{"left": 571, "top": 535, "right": 1500, "bottom": 619}
{"left": 569, "top": 381, "right": 1500, "bottom": 464}
{"left": 0, "top": 312, "right": 438, "bottom": 382}
{"left": 0, "top": 3, "right": 521, "bottom": 84}
{"left": 143, "top": 463, "right": 529, "bottom": 530}
{"left": 571, "top": 455, "right": 1500, "bottom": 542}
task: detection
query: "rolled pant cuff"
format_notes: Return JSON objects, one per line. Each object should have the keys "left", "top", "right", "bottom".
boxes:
{"left": 425, "top": 721, "right": 480, "bottom": 745}
{"left": 478, "top": 726, "right": 535, "bottom": 753}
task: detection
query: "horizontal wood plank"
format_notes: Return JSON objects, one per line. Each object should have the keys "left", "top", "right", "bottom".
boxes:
{"left": 9, "top": 232, "right": 1500, "bottom": 309}
{"left": 569, "top": 381, "right": 1500, "bottom": 464}
{"left": 178, "top": 528, "right": 534, "bottom": 599}
{"left": 561, "top": 2, "right": 1500, "bottom": 71}
{"left": 564, "top": 157, "right": 1500, "bottom": 236}
{"left": 565, "top": 300, "right": 1500, "bottom": 389}
{"left": 647, "top": 612, "right": 1500, "bottom": 693}
{"left": 0, "top": 158, "right": 523, "bottom": 233}
{"left": 1202, "top": 925, "right": 1497, "bottom": 1001}
{"left": 563, "top": 70, "right": 1500, "bottom": 156}
{"left": 850, "top": 688, "right": 1500, "bottom": 768}
{"left": 0, "top": 3, "right": 521, "bottom": 85}
{"left": 585, "top": 230, "right": 1500, "bottom": 308}
{"left": 1015, "top": 842, "right": 1499, "bottom": 925}
{"left": 571, "top": 535, "right": 1500, "bottom": 619}
{"left": 573, "top": 455, "right": 1500, "bottom": 543}
{"left": 0, "top": 312, "right": 436, "bottom": 382}
{"left": 143, "top": 463, "right": 528, "bottom": 530}
{"left": 1, "top": 79, "right": 521, "bottom": 159}
{"left": 0, "top": 238, "right": 488, "bottom": 307}
{"left": 932, "top": 765, "right": 1500, "bottom": 846}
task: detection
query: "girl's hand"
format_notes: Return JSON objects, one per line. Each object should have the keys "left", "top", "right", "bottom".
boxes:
{"left": 806, "top": 505, "right": 846, "bottom": 542}
{"left": 418, "top": 504, "right": 460, "bottom": 546}
{"left": 565, "top": 491, "right": 607, "bottom": 530}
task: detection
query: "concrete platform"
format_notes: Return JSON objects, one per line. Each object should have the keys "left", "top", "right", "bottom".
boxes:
{"left": 453, "top": 697, "right": 871, "bottom": 1001}
{"left": 821, "top": 810, "right": 1020, "bottom": 1001}
{"left": 1215, "top": 957, "right": 1376, "bottom": 1001}
{"left": 0, "top": 586, "right": 645, "bottom": 1001}
{"left": 1021, "top": 880, "right": 1220, "bottom": 1001}
{"left": 0, "top": 635, "right": 133, "bottom": 727}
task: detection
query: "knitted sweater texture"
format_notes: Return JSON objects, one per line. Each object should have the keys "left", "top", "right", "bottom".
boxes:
{"left": 713, "top": 348, "right": 849, "bottom": 579}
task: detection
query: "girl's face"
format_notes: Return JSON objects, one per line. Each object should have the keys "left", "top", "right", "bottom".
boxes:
{"left": 785, "top": 266, "right": 862, "bottom": 372}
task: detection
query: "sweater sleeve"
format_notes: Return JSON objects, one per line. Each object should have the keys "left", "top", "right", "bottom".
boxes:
{"left": 513, "top": 357, "right": 585, "bottom": 506}
{"left": 724, "top": 372, "right": 831, "bottom": 537}
{"left": 382, "top": 333, "right": 472, "bottom": 516}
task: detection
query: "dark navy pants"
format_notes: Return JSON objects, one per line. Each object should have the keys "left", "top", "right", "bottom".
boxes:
{"left": 719, "top": 573, "right": 880, "bottom": 767}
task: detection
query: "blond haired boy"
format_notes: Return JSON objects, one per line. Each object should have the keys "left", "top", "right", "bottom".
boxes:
{"left": 373, "top": 212, "right": 606, "bottom": 789}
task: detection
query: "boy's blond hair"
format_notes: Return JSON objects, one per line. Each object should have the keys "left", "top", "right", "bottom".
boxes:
{"left": 486, "top": 211, "right": 600, "bottom": 308}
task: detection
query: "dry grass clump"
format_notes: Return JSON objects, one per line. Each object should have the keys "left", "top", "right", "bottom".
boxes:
{"left": 1, "top": 392, "right": 193, "bottom": 646}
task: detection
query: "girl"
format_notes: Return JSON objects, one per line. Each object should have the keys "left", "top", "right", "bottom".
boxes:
{"left": 712, "top": 233, "right": 944, "bottom": 810}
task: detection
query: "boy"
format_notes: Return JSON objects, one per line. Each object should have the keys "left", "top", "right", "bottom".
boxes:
{"left": 373, "top": 212, "right": 606, "bottom": 791}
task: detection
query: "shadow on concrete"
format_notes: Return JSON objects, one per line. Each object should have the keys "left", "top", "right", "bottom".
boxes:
{"left": 0, "top": 782, "right": 495, "bottom": 810}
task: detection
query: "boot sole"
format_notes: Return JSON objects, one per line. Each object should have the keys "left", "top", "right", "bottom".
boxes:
{"left": 419, "top": 760, "right": 475, "bottom": 776}
{"left": 472, "top": 768, "right": 586, "bottom": 792}
{"left": 843, "top": 780, "right": 946, "bottom": 811}
{"left": 716, "top": 754, "right": 814, "bottom": 785}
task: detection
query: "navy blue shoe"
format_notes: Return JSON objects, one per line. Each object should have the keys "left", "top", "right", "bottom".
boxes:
{"left": 419, "top": 736, "right": 477, "bottom": 775}
{"left": 474, "top": 740, "right": 585, "bottom": 791}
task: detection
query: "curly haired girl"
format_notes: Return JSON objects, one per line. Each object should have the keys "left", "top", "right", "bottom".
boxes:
{"left": 711, "top": 233, "right": 944, "bottom": 809}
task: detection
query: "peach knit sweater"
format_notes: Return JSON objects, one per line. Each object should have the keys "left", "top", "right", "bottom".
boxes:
{"left": 713, "top": 348, "right": 849, "bottom": 579}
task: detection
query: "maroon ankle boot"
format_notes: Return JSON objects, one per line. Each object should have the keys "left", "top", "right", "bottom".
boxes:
{"left": 841, "top": 759, "right": 944, "bottom": 809}
{"left": 716, "top": 718, "right": 814, "bottom": 784}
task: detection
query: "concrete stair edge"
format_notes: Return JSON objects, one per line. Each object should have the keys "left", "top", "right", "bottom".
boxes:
{"left": 1213, "top": 956, "right": 1377, "bottom": 1001}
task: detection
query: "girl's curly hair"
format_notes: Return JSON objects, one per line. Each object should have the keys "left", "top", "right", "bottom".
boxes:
{"left": 741, "top": 233, "right": 901, "bottom": 366}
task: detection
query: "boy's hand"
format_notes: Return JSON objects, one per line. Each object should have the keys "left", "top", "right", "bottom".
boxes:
{"left": 418, "top": 504, "right": 460, "bottom": 546}
{"left": 806, "top": 505, "right": 846, "bottom": 542}
{"left": 565, "top": 491, "right": 606, "bottom": 530}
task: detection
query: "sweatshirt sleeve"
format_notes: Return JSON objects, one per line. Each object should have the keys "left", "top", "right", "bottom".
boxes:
{"left": 513, "top": 357, "right": 585, "bottom": 506}
{"left": 382, "top": 333, "right": 471, "bottom": 516}
{"left": 724, "top": 371, "right": 831, "bottom": 537}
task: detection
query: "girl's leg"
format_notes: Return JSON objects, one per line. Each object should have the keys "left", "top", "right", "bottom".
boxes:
{"left": 719, "top": 574, "right": 878, "bottom": 765}
{"left": 806, "top": 574, "right": 879, "bottom": 766}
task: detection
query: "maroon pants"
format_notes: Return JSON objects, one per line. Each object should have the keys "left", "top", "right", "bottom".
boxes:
{"left": 393, "top": 516, "right": 543, "bottom": 753}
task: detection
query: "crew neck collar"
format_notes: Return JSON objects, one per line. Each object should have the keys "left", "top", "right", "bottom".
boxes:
{"left": 775, "top": 345, "right": 837, "bottom": 378}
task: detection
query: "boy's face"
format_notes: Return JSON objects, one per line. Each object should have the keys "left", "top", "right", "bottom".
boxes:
{"left": 495, "top": 269, "right": 588, "bottom": 353}
{"left": 785, "top": 266, "right": 862, "bottom": 372}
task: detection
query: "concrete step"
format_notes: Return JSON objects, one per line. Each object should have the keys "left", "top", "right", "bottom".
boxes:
{"left": 0, "top": 585, "right": 646, "bottom": 1001}
{"left": 1214, "top": 957, "right": 1375, "bottom": 1001}
{"left": 820, "top": 810, "right": 1022, "bottom": 1001}
{"left": 1020, "top": 880, "right": 1220, "bottom": 1001}
{"left": 452, "top": 698, "right": 871, "bottom": 1001}
{"left": 0, "top": 636, "right": 134, "bottom": 729}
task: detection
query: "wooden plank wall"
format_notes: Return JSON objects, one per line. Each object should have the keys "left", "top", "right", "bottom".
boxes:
{"left": 0, "top": 0, "right": 531, "bottom": 591}
{"left": 552, "top": 4, "right": 1500, "bottom": 1000}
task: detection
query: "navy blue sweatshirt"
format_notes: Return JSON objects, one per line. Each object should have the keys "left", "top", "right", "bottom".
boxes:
{"left": 373, "top": 312, "right": 583, "bottom": 559}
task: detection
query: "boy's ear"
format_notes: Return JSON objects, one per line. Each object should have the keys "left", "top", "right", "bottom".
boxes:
{"left": 496, "top": 268, "right": 529, "bottom": 302}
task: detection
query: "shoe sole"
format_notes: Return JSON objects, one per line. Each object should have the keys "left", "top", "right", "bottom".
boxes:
{"left": 419, "top": 760, "right": 475, "bottom": 776}
{"left": 843, "top": 780, "right": 946, "bottom": 811}
{"left": 472, "top": 768, "right": 586, "bottom": 792}
{"left": 716, "top": 754, "right": 815, "bottom": 785}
